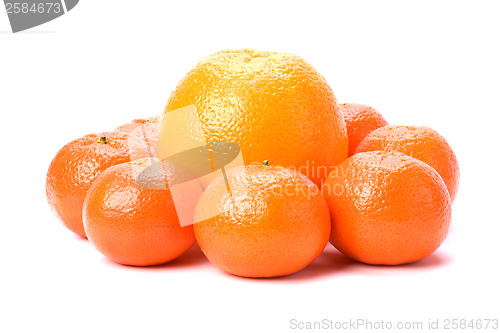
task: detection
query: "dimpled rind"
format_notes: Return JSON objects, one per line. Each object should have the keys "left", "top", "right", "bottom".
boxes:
{"left": 355, "top": 125, "right": 460, "bottom": 202}
{"left": 193, "top": 165, "right": 331, "bottom": 278}
{"left": 83, "top": 158, "right": 200, "bottom": 266}
{"left": 340, "top": 103, "right": 389, "bottom": 156}
{"left": 161, "top": 49, "right": 348, "bottom": 187}
{"left": 322, "top": 151, "right": 452, "bottom": 265}
{"left": 45, "top": 132, "right": 152, "bottom": 237}
{"left": 115, "top": 116, "right": 160, "bottom": 156}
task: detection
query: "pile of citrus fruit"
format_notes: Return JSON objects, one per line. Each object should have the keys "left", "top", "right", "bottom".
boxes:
{"left": 46, "top": 49, "right": 459, "bottom": 278}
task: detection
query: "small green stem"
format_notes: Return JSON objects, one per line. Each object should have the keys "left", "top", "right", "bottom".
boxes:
{"left": 262, "top": 160, "right": 270, "bottom": 166}
{"left": 96, "top": 136, "right": 108, "bottom": 144}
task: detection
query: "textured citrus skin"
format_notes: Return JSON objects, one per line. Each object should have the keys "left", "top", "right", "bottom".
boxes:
{"left": 160, "top": 49, "right": 348, "bottom": 187}
{"left": 341, "top": 103, "right": 388, "bottom": 156}
{"left": 355, "top": 125, "right": 459, "bottom": 202}
{"left": 322, "top": 151, "right": 451, "bottom": 265}
{"left": 193, "top": 164, "right": 331, "bottom": 278}
{"left": 116, "top": 116, "right": 160, "bottom": 156}
{"left": 46, "top": 132, "right": 152, "bottom": 238}
{"left": 83, "top": 158, "right": 201, "bottom": 266}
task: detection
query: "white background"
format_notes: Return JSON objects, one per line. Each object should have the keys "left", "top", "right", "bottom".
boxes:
{"left": 1, "top": 1, "right": 499, "bottom": 332}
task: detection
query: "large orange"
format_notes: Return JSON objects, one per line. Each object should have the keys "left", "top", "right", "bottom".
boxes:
{"left": 355, "top": 125, "right": 459, "bottom": 202}
{"left": 341, "top": 103, "right": 388, "bottom": 156}
{"left": 159, "top": 49, "right": 348, "bottom": 187}
{"left": 193, "top": 163, "right": 331, "bottom": 278}
{"left": 46, "top": 132, "right": 152, "bottom": 238}
{"left": 115, "top": 116, "right": 160, "bottom": 156}
{"left": 322, "top": 151, "right": 451, "bottom": 265}
{"left": 83, "top": 158, "right": 201, "bottom": 266}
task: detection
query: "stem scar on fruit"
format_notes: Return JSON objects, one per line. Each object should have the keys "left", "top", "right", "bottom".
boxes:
{"left": 96, "top": 136, "right": 108, "bottom": 144}
{"left": 262, "top": 160, "right": 270, "bottom": 166}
